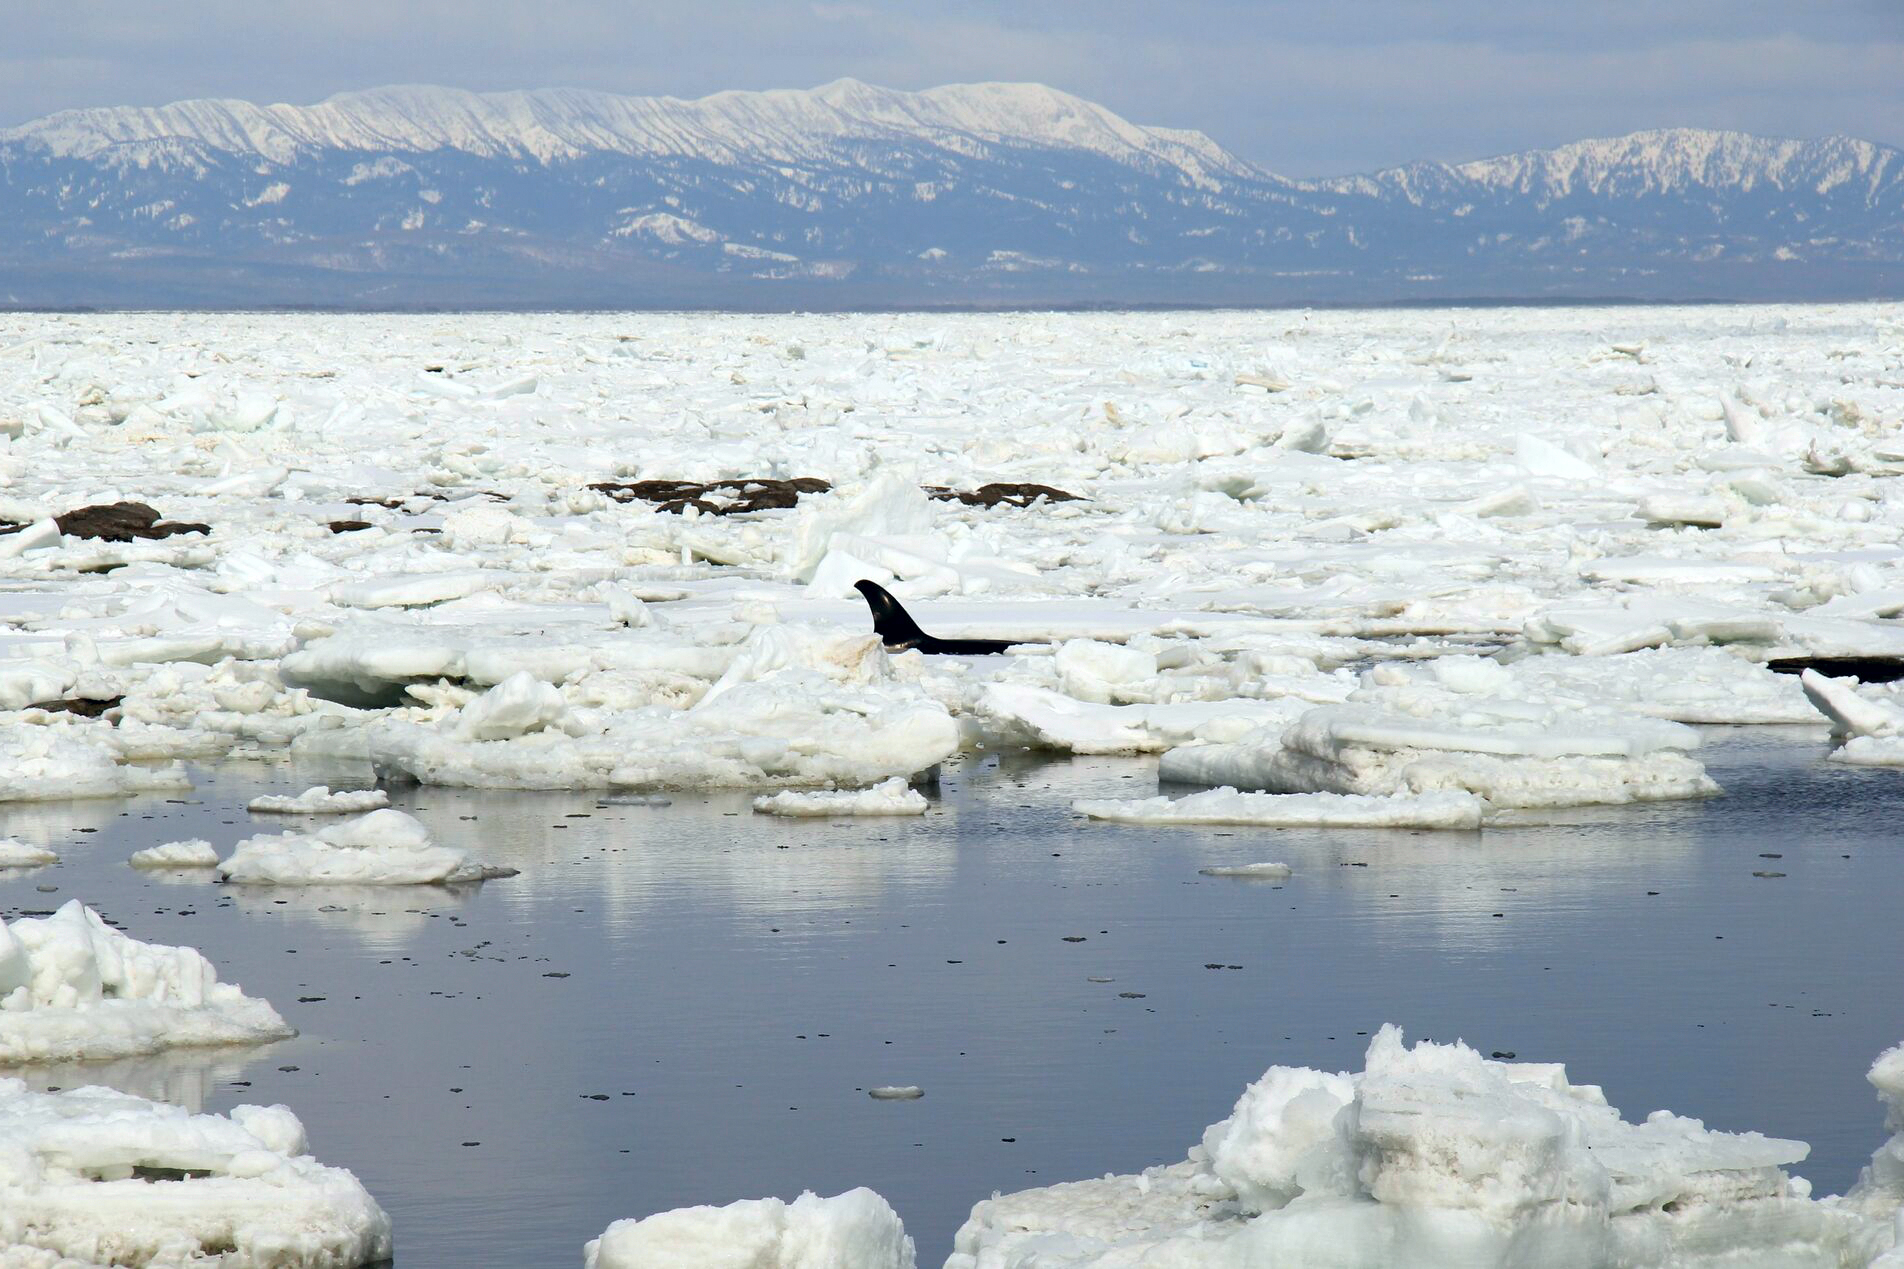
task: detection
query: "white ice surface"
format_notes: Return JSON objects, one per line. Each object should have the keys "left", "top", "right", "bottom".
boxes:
{"left": 753, "top": 777, "right": 929, "bottom": 817}
{"left": 585, "top": 1188, "right": 916, "bottom": 1269}
{"left": 1, "top": 307, "right": 1902, "bottom": 800}
{"left": 1075, "top": 787, "right": 1486, "bottom": 829}
{"left": 217, "top": 808, "right": 516, "bottom": 885}
{"left": 0, "top": 1079, "right": 390, "bottom": 1268}
{"left": 0, "top": 902, "right": 293, "bottom": 1065}
{"left": 947, "top": 1025, "right": 1900, "bottom": 1269}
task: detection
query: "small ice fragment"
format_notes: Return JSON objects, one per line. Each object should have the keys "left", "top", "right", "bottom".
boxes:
{"left": 129, "top": 838, "right": 220, "bottom": 868}
{"left": 586, "top": 1188, "right": 914, "bottom": 1269}
{"left": 0, "top": 838, "right": 57, "bottom": 868}
{"left": 869, "top": 1086, "right": 925, "bottom": 1100}
{"left": 1198, "top": 862, "right": 1293, "bottom": 879}
{"left": 248, "top": 786, "right": 391, "bottom": 815}
{"left": 752, "top": 778, "right": 928, "bottom": 817}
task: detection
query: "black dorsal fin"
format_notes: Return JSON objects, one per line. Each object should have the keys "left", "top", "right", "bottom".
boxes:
{"left": 855, "top": 580, "right": 928, "bottom": 648}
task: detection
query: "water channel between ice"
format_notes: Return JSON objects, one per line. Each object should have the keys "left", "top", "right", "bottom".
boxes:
{"left": 2, "top": 727, "right": 1898, "bottom": 1266}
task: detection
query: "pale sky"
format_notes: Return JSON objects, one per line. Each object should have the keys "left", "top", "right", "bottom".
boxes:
{"left": 6, "top": 1, "right": 1902, "bottom": 175}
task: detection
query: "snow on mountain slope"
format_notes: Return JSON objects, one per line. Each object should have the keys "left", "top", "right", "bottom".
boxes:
{"left": 1314, "top": 127, "right": 1904, "bottom": 206}
{"left": 0, "top": 79, "right": 1258, "bottom": 181}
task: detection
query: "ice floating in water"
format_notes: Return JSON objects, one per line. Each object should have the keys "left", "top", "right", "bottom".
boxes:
{"left": 947, "top": 1025, "right": 1904, "bottom": 1268}
{"left": 0, "top": 1079, "right": 390, "bottom": 1268}
{"left": 0, "top": 902, "right": 292, "bottom": 1065}
{"left": 868, "top": 1085, "right": 925, "bottom": 1100}
{"left": 0, "top": 729, "right": 188, "bottom": 803}
{"left": 1198, "top": 862, "right": 1294, "bottom": 879}
{"left": 585, "top": 1188, "right": 915, "bottom": 1269}
{"left": 1161, "top": 661, "right": 1720, "bottom": 809}
{"left": 127, "top": 839, "right": 219, "bottom": 869}
{"left": 1076, "top": 787, "right": 1485, "bottom": 830}
{"left": 753, "top": 777, "right": 928, "bottom": 817}
{"left": 0, "top": 839, "right": 58, "bottom": 868}
{"left": 217, "top": 808, "right": 517, "bottom": 886}
{"left": 247, "top": 786, "right": 391, "bottom": 815}
{"left": 1800, "top": 669, "right": 1904, "bottom": 766}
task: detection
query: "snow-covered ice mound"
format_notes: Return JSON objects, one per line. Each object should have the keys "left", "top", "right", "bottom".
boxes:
{"left": 585, "top": 1188, "right": 914, "bottom": 1269}
{"left": 1075, "top": 787, "right": 1485, "bottom": 829}
{"left": 1160, "top": 658, "right": 1718, "bottom": 809}
{"left": 0, "top": 902, "right": 292, "bottom": 1065}
{"left": 247, "top": 786, "right": 390, "bottom": 815}
{"left": 753, "top": 777, "right": 928, "bottom": 817}
{"left": 948, "top": 1025, "right": 1899, "bottom": 1268}
{"left": 218, "top": 808, "right": 517, "bottom": 886}
{"left": 0, "top": 1079, "right": 391, "bottom": 1268}
{"left": 128, "top": 839, "right": 220, "bottom": 869}
{"left": 0, "top": 729, "right": 188, "bottom": 803}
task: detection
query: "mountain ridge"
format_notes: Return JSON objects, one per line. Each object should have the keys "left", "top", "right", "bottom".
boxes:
{"left": 3, "top": 80, "right": 1900, "bottom": 307}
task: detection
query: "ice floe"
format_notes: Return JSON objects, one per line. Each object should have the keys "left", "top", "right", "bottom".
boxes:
{"left": 585, "top": 1188, "right": 915, "bottom": 1269}
{"left": 1076, "top": 787, "right": 1486, "bottom": 829}
{"left": 217, "top": 808, "right": 516, "bottom": 885}
{"left": 127, "top": 839, "right": 220, "bottom": 869}
{"left": 0, "top": 1080, "right": 390, "bottom": 1268}
{"left": 247, "top": 786, "right": 391, "bottom": 815}
{"left": 753, "top": 777, "right": 928, "bottom": 817}
{"left": 0, "top": 902, "right": 292, "bottom": 1065}
{"left": 947, "top": 1025, "right": 1902, "bottom": 1268}
{"left": 0, "top": 839, "right": 58, "bottom": 867}
{"left": 1800, "top": 669, "right": 1904, "bottom": 765}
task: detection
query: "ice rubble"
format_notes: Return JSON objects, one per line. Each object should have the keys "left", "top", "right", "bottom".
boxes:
{"left": 127, "top": 839, "right": 219, "bottom": 869}
{"left": 0, "top": 1080, "right": 391, "bottom": 1268}
{"left": 217, "top": 807, "right": 516, "bottom": 885}
{"left": 247, "top": 785, "right": 390, "bottom": 814}
{"left": 585, "top": 1188, "right": 915, "bottom": 1269}
{"left": 754, "top": 777, "right": 929, "bottom": 817}
{"left": 1075, "top": 787, "right": 1486, "bottom": 829}
{"left": 0, "top": 902, "right": 292, "bottom": 1065}
{"left": 0, "top": 729, "right": 188, "bottom": 803}
{"left": 3, "top": 307, "right": 1904, "bottom": 802}
{"left": 946, "top": 1025, "right": 1902, "bottom": 1269}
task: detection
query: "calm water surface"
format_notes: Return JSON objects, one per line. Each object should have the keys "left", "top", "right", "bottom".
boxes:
{"left": 3, "top": 728, "right": 1900, "bottom": 1266}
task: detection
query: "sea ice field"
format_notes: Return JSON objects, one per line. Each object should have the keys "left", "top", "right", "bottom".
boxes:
{"left": 2, "top": 305, "right": 1903, "bottom": 1265}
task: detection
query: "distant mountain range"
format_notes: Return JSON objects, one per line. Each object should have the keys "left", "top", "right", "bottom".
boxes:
{"left": 2, "top": 79, "right": 1900, "bottom": 308}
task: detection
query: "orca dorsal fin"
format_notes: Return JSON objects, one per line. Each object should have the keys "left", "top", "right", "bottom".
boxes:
{"left": 854, "top": 580, "right": 928, "bottom": 648}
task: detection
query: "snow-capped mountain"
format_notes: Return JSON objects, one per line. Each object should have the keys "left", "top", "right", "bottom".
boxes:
{"left": 2, "top": 81, "right": 1899, "bottom": 307}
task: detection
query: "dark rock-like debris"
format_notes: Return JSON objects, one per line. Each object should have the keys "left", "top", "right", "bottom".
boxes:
{"left": 0, "top": 502, "right": 210, "bottom": 542}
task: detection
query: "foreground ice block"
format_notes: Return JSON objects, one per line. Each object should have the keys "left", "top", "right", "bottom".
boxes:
{"left": 0, "top": 1080, "right": 391, "bottom": 1268}
{"left": 585, "top": 1188, "right": 916, "bottom": 1269}
{"left": 218, "top": 808, "right": 517, "bottom": 885}
{"left": 947, "top": 1026, "right": 1896, "bottom": 1269}
{"left": 0, "top": 902, "right": 292, "bottom": 1065}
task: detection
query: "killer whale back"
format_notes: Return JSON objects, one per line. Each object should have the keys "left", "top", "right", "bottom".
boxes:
{"left": 853, "top": 579, "right": 1014, "bottom": 655}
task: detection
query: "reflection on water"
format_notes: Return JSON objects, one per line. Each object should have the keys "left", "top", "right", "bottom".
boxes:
{"left": 9, "top": 1041, "right": 289, "bottom": 1112}
{"left": 0, "top": 731, "right": 1899, "bottom": 1266}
